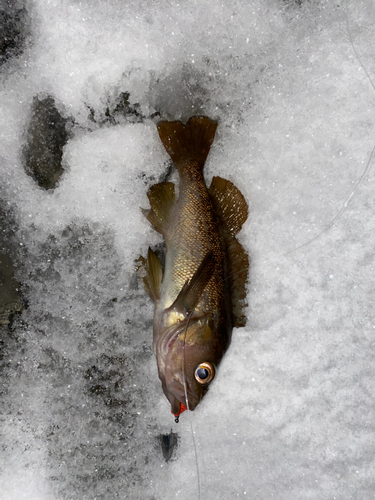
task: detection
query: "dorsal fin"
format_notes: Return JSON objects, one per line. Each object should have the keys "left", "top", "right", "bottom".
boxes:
{"left": 209, "top": 176, "right": 248, "bottom": 235}
{"left": 141, "top": 182, "right": 175, "bottom": 234}
{"left": 157, "top": 116, "right": 218, "bottom": 171}
{"left": 147, "top": 248, "right": 163, "bottom": 301}
{"left": 226, "top": 236, "right": 249, "bottom": 327}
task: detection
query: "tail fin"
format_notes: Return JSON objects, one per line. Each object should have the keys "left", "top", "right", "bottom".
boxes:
{"left": 157, "top": 116, "right": 217, "bottom": 170}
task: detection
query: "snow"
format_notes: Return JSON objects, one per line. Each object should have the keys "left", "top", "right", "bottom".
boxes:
{"left": 1, "top": 0, "right": 375, "bottom": 499}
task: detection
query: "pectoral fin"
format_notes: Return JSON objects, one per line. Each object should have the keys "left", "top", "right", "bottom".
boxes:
{"left": 170, "top": 251, "right": 215, "bottom": 315}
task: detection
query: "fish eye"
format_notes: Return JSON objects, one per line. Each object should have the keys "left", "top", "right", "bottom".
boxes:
{"left": 194, "top": 362, "right": 215, "bottom": 384}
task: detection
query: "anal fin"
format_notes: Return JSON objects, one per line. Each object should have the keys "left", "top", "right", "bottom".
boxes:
{"left": 142, "top": 182, "right": 175, "bottom": 234}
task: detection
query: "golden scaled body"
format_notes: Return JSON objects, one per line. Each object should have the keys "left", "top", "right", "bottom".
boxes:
{"left": 140, "top": 116, "right": 249, "bottom": 418}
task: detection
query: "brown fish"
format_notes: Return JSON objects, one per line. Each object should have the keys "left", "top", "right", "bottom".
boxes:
{"left": 140, "top": 116, "right": 249, "bottom": 419}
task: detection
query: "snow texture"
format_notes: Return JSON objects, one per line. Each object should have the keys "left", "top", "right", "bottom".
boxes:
{"left": 1, "top": 0, "right": 375, "bottom": 499}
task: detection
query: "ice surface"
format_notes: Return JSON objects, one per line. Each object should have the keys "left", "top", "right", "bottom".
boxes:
{"left": 1, "top": 0, "right": 375, "bottom": 499}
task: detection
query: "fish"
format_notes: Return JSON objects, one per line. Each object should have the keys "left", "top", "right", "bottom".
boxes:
{"left": 139, "top": 116, "right": 249, "bottom": 420}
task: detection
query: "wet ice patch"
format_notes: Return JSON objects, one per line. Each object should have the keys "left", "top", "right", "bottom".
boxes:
{"left": 2, "top": 220, "right": 160, "bottom": 500}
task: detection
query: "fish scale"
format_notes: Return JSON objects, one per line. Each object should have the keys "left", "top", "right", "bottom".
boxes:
{"left": 167, "top": 177, "right": 225, "bottom": 313}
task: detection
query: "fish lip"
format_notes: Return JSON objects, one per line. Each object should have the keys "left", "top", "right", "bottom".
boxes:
{"left": 167, "top": 379, "right": 200, "bottom": 410}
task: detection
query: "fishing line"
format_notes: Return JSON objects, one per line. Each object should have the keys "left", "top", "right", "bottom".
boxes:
{"left": 276, "top": 0, "right": 375, "bottom": 259}
{"left": 181, "top": 311, "right": 201, "bottom": 500}
{"left": 345, "top": 0, "right": 375, "bottom": 93}
{"left": 277, "top": 0, "right": 375, "bottom": 258}
{"left": 280, "top": 146, "right": 375, "bottom": 258}
{"left": 176, "top": 135, "right": 213, "bottom": 500}
{"left": 223, "top": 1, "right": 375, "bottom": 278}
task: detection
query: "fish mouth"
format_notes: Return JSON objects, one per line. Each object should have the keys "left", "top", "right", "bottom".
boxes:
{"left": 167, "top": 379, "right": 200, "bottom": 411}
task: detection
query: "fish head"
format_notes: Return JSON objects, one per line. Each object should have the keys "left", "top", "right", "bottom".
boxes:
{"left": 156, "top": 314, "right": 229, "bottom": 415}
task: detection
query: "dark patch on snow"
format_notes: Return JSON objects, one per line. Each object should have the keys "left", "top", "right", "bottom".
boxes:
{"left": 150, "top": 62, "right": 212, "bottom": 122}
{"left": 22, "top": 94, "right": 71, "bottom": 190}
{"left": 86, "top": 91, "right": 145, "bottom": 129}
{"left": 0, "top": 1, "right": 31, "bottom": 66}
{"left": 0, "top": 201, "right": 24, "bottom": 328}
{"left": 158, "top": 431, "right": 179, "bottom": 462}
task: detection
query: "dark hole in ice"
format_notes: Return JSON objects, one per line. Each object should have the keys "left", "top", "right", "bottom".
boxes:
{"left": 159, "top": 431, "right": 179, "bottom": 462}
{"left": 22, "top": 95, "right": 71, "bottom": 190}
